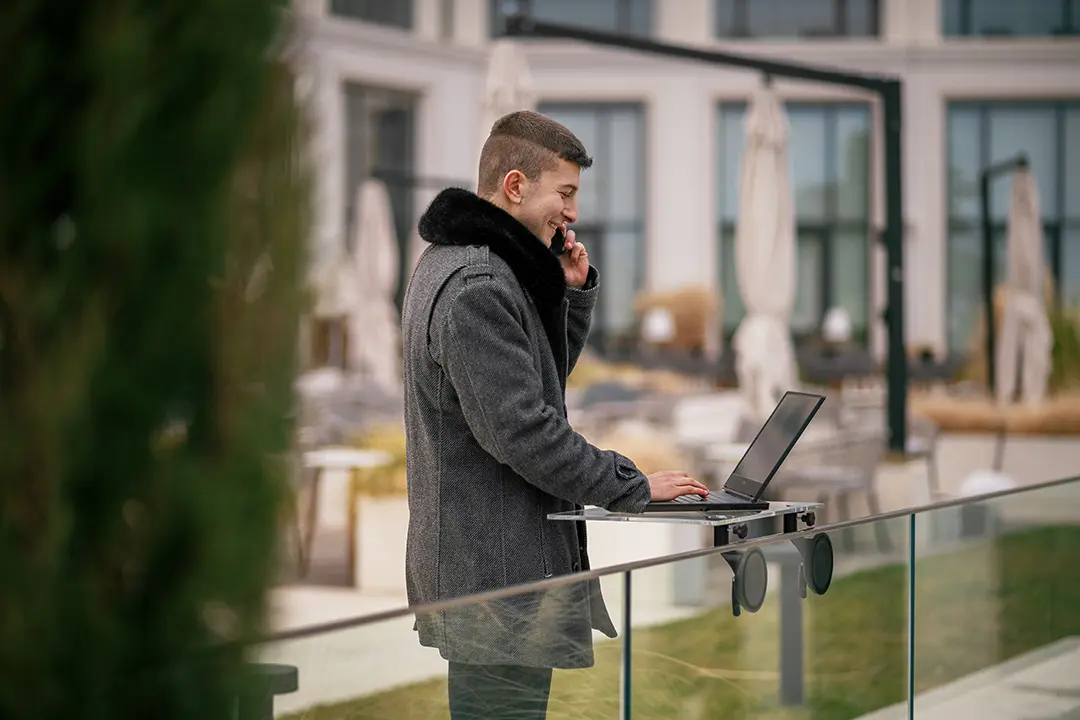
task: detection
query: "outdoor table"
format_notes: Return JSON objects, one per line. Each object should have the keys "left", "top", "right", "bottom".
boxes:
{"left": 300, "top": 447, "right": 394, "bottom": 586}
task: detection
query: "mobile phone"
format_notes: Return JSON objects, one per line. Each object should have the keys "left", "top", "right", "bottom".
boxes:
{"left": 550, "top": 227, "right": 566, "bottom": 256}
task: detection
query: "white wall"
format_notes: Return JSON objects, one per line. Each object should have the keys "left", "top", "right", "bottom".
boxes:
{"left": 301, "top": 0, "right": 1080, "bottom": 356}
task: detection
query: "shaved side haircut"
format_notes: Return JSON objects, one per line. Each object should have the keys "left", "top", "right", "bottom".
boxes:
{"left": 477, "top": 110, "right": 593, "bottom": 197}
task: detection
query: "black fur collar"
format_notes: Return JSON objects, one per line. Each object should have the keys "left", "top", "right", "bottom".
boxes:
{"left": 418, "top": 188, "right": 566, "bottom": 315}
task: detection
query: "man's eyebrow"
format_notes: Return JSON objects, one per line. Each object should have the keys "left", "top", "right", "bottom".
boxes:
{"left": 559, "top": 183, "right": 579, "bottom": 191}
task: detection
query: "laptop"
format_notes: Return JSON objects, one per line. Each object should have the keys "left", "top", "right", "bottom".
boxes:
{"left": 642, "top": 390, "right": 825, "bottom": 513}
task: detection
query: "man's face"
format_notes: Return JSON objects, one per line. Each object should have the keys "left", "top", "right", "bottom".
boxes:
{"left": 505, "top": 159, "right": 580, "bottom": 246}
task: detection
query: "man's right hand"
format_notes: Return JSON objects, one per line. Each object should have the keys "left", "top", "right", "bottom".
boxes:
{"left": 647, "top": 471, "right": 710, "bottom": 501}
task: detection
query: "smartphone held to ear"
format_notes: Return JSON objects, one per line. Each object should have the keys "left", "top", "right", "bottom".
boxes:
{"left": 551, "top": 227, "right": 566, "bottom": 256}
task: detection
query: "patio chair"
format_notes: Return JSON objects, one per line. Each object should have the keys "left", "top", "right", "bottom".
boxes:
{"left": 773, "top": 427, "right": 891, "bottom": 552}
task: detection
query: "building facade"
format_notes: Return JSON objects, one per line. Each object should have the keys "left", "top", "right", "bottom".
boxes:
{"left": 297, "top": 0, "right": 1080, "bottom": 361}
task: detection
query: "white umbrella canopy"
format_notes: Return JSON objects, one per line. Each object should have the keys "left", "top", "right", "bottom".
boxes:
{"left": 995, "top": 167, "right": 1052, "bottom": 406}
{"left": 480, "top": 39, "right": 536, "bottom": 154}
{"left": 348, "top": 179, "right": 402, "bottom": 393}
{"left": 732, "top": 84, "right": 799, "bottom": 422}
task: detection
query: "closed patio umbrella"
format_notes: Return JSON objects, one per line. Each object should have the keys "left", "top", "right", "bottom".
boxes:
{"left": 480, "top": 39, "right": 536, "bottom": 153}
{"left": 732, "top": 83, "right": 799, "bottom": 422}
{"left": 995, "top": 167, "right": 1052, "bottom": 406}
{"left": 348, "top": 179, "right": 402, "bottom": 392}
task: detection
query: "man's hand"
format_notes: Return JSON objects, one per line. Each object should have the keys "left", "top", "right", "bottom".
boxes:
{"left": 558, "top": 226, "right": 590, "bottom": 288}
{"left": 647, "top": 471, "right": 710, "bottom": 502}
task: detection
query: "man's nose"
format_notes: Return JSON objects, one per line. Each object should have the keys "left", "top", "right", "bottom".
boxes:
{"left": 563, "top": 202, "right": 578, "bottom": 224}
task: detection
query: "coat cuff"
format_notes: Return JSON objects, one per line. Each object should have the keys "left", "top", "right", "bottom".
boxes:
{"left": 565, "top": 266, "right": 599, "bottom": 308}
{"left": 605, "top": 454, "right": 652, "bottom": 514}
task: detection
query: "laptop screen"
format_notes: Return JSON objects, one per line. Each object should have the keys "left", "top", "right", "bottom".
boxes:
{"left": 724, "top": 392, "right": 824, "bottom": 500}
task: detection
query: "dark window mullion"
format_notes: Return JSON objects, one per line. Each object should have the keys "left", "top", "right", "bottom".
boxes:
{"left": 733, "top": 0, "right": 750, "bottom": 37}
{"left": 960, "top": 0, "right": 973, "bottom": 35}
{"left": 836, "top": 0, "right": 849, "bottom": 34}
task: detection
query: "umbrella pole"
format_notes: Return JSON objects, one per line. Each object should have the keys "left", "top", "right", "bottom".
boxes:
{"left": 882, "top": 81, "right": 908, "bottom": 455}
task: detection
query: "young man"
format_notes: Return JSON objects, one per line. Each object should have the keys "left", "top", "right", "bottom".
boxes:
{"left": 401, "top": 110, "right": 707, "bottom": 719}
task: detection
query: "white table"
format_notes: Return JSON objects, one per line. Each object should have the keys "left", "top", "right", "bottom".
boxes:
{"left": 299, "top": 447, "right": 394, "bottom": 585}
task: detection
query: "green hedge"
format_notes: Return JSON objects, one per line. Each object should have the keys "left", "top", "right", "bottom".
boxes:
{"left": 0, "top": 2, "right": 309, "bottom": 717}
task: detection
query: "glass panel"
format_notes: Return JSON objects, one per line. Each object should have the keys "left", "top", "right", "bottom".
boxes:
{"left": 969, "top": 0, "right": 1020, "bottom": 35}
{"left": 716, "top": 0, "right": 882, "bottom": 38}
{"left": 605, "top": 108, "right": 644, "bottom": 223}
{"left": 913, "top": 480, "right": 1080, "bottom": 717}
{"left": 257, "top": 573, "right": 626, "bottom": 718}
{"left": 720, "top": 226, "right": 745, "bottom": 332}
{"left": 971, "top": 0, "right": 1066, "bottom": 36}
{"left": 715, "top": 0, "right": 739, "bottom": 36}
{"left": 599, "top": 229, "right": 644, "bottom": 339}
{"left": 627, "top": 0, "right": 652, "bottom": 36}
{"left": 832, "top": 229, "right": 870, "bottom": 333}
{"left": 1063, "top": 228, "right": 1080, "bottom": 309}
{"left": 789, "top": 108, "right": 829, "bottom": 222}
{"left": 947, "top": 106, "right": 982, "bottom": 221}
{"left": 539, "top": 105, "right": 602, "bottom": 220}
{"left": 847, "top": 0, "right": 878, "bottom": 36}
{"left": 746, "top": 0, "right": 837, "bottom": 38}
{"left": 987, "top": 106, "right": 1058, "bottom": 220}
{"left": 793, "top": 232, "right": 824, "bottom": 334}
{"left": 492, "top": 0, "right": 652, "bottom": 36}
{"left": 1065, "top": 108, "right": 1080, "bottom": 222}
{"left": 835, "top": 107, "right": 871, "bottom": 221}
{"left": 719, "top": 105, "right": 747, "bottom": 221}
{"left": 947, "top": 227, "right": 1007, "bottom": 352}
{"left": 942, "top": 0, "right": 964, "bottom": 35}
{"left": 331, "top": 0, "right": 413, "bottom": 28}
{"left": 631, "top": 521, "right": 910, "bottom": 716}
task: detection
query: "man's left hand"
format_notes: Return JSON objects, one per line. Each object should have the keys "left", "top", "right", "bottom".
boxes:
{"left": 559, "top": 226, "right": 590, "bottom": 288}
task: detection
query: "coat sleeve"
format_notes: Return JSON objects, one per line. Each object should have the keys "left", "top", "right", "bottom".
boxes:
{"left": 436, "top": 273, "right": 651, "bottom": 513}
{"left": 564, "top": 265, "right": 598, "bottom": 376}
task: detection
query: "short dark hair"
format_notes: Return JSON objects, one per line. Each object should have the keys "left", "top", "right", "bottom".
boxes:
{"left": 477, "top": 110, "right": 593, "bottom": 197}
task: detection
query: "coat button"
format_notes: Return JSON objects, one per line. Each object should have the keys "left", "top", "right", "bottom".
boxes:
{"left": 572, "top": 562, "right": 581, "bottom": 572}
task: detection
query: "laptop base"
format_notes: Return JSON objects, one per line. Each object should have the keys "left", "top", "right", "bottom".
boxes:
{"left": 642, "top": 496, "right": 770, "bottom": 513}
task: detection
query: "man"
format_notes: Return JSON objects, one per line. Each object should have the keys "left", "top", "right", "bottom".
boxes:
{"left": 401, "top": 110, "right": 708, "bottom": 719}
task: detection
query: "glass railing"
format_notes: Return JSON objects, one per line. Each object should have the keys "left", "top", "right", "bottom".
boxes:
{"left": 248, "top": 474, "right": 1080, "bottom": 719}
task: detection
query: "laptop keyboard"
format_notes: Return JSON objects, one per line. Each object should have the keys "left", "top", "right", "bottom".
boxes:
{"left": 671, "top": 492, "right": 736, "bottom": 504}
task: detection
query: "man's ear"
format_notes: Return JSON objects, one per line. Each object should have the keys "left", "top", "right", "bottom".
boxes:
{"left": 501, "top": 170, "right": 527, "bottom": 205}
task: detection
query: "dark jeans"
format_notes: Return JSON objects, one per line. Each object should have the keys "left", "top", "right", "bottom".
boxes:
{"left": 447, "top": 661, "right": 554, "bottom": 720}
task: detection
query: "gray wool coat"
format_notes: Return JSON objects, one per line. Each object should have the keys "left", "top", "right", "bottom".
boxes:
{"left": 401, "top": 188, "right": 652, "bottom": 669}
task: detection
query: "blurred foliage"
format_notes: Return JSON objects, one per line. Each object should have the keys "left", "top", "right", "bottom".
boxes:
{"left": 1047, "top": 303, "right": 1080, "bottom": 392}
{"left": 0, "top": 2, "right": 310, "bottom": 718}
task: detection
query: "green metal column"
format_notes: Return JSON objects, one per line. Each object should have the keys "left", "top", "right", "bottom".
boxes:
{"left": 882, "top": 80, "right": 908, "bottom": 454}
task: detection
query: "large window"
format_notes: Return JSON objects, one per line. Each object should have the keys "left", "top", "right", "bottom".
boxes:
{"left": 331, "top": 0, "right": 413, "bottom": 29}
{"left": 715, "top": 0, "right": 879, "bottom": 38}
{"left": 491, "top": 0, "right": 652, "bottom": 37}
{"left": 943, "top": 0, "right": 1079, "bottom": 37}
{"left": 537, "top": 103, "right": 646, "bottom": 353}
{"left": 717, "top": 103, "right": 873, "bottom": 344}
{"left": 946, "top": 101, "right": 1080, "bottom": 352}
{"left": 343, "top": 83, "right": 417, "bottom": 308}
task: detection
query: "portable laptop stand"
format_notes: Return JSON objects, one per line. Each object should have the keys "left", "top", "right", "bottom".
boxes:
{"left": 642, "top": 390, "right": 826, "bottom": 513}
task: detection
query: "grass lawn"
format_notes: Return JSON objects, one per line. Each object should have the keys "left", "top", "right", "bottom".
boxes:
{"left": 283, "top": 525, "right": 1080, "bottom": 719}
